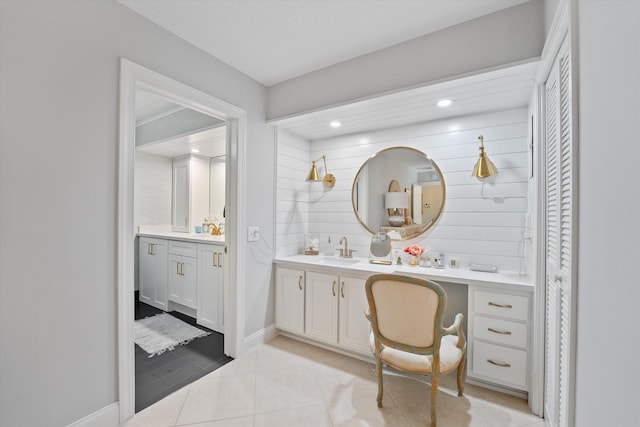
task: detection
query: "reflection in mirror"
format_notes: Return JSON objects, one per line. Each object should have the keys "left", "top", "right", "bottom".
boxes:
{"left": 352, "top": 147, "right": 445, "bottom": 240}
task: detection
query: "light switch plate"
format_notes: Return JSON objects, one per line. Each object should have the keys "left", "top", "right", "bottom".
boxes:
{"left": 248, "top": 226, "right": 259, "bottom": 242}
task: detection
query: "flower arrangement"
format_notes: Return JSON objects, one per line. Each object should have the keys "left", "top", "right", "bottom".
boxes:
{"left": 403, "top": 244, "right": 424, "bottom": 257}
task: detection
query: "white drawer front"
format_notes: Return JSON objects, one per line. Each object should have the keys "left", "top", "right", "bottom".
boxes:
{"left": 472, "top": 341, "right": 527, "bottom": 389}
{"left": 474, "top": 291, "right": 529, "bottom": 321}
{"left": 168, "top": 240, "right": 197, "bottom": 257}
{"left": 474, "top": 315, "right": 528, "bottom": 348}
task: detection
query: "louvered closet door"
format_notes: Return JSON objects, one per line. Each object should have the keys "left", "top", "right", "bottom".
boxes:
{"left": 544, "top": 36, "right": 575, "bottom": 427}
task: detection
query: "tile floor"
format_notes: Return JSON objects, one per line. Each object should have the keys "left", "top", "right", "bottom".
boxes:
{"left": 122, "top": 335, "right": 545, "bottom": 427}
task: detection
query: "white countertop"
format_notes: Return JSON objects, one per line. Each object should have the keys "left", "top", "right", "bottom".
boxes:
{"left": 137, "top": 227, "right": 225, "bottom": 245}
{"left": 274, "top": 254, "right": 534, "bottom": 291}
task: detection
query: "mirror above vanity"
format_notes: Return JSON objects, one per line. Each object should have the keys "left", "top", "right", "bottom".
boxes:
{"left": 352, "top": 147, "right": 445, "bottom": 240}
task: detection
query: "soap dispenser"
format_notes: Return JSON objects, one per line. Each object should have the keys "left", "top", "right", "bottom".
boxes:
{"left": 323, "top": 236, "right": 334, "bottom": 256}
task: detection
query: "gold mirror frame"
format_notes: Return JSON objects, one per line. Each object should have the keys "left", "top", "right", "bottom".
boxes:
{"left": 351, "top": 147, "right": 446, "bottom": 240}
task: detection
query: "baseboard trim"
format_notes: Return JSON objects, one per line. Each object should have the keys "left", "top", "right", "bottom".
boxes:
{"left": 242, "top": 324, "right": 277, "bottom": 353}
{"left": 67, "top": 402, "right": 119, "bottom": 427}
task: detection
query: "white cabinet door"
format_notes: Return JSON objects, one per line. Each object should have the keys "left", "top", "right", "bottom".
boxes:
{"left": 338, "top": 275, "right": 371, "bottom": 355}
{"left": 168, "top": 254, "right": 197, "bottom": 309}
{"left": 275, "top": 268, "right": 305, "bottom": 334}
{"left": 305, "top": 271, "right": 339, "bottom": 344}
{"left": 544, "top": 36, "right": 575, "bottom": 427}
{"left": 197, "top": 244, "right": 224, "bottom": 333}
{"left": 139, "top": 237, "right": 168, "bottom": 310}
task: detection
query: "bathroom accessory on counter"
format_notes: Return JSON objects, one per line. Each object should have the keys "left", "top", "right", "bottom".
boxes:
{"left": 369, "top": 233, "right": 392, "bottom": 264}
{"left": 469, "top": 263, "right": 498, "bottom": 273}
{"left": 304, "top": 234, "right": 320, "bottom": 255}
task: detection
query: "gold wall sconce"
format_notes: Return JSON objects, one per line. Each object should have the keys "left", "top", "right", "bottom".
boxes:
{"left": 306, "top": 154, "right": 336, "bottom": 188}
{"left": 472, "top": 135, "right": 498, "bottom": 178}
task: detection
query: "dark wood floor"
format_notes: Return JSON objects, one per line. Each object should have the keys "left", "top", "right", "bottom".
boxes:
{"left": 135, "top": 297, "right": 233, "bottom": 412}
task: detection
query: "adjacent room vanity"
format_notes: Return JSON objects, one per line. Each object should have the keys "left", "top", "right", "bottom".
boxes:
{"left": 138, "top": 229, "right": 225, "bottom": 334}
{"left": 274, "top": 255, "right": 533, "bottom": 396}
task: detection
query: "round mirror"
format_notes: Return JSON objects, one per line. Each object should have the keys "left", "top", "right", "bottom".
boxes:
{"left": 351, "top": 147, "right": 445, "bottom": 240}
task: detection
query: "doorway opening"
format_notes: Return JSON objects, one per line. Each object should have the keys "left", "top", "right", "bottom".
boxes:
{"left": 118, "top": 59, "right": 247, "bottom": 422}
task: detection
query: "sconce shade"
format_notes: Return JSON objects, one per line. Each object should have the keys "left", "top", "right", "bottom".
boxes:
{"left": 385, "top": 192, "right": 408, "bottom": 209}
{"left": 472, "top": 135, "right": 498, "bottom": 178}
{"left": 306, "top": 154, "right": 336, "bottom": 187}
{"left": 306, "top": 161, "right": 321, "bottom": 181}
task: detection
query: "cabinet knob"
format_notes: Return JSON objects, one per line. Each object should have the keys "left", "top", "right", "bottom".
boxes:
{"left": 332, "top": 280, "right": 336, "bottom": 297}
{"left": 341, "top": 282, "right": 345, "bottom": 298}
{"left": 298, "top": 276, "right": 303, "bottom": 290}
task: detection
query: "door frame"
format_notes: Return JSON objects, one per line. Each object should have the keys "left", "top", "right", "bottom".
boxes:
{"left": 117, "top": 59, "right": 247, "bottom": 422}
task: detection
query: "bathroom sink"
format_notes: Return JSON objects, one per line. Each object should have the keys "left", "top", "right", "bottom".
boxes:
{"left": 316, "top": 256, "right": 361, "bottom": 266}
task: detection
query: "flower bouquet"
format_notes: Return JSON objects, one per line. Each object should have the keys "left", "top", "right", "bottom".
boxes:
{"left": 403, "top": 244, "right": 424, "bottom": 266}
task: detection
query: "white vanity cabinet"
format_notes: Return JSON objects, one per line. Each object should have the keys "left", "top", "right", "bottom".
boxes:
{"left": 168, "top": 241, "right": 197, "bottom": 309}
{"left": 467, "top": 286, "right": 531, "bottom": 391}
{"left": 275, "top": 267, "right": 305, "bottom": 334}
{"left": 139, "top": 237, "right": 169, "bottom": 310}
{"left": 197, "top": 243, "right": 224, "bottom": 333}
{"left": 305, "top": 272, "right": 339, "bottom": 343}
{"left": 276, "top": 266, "right": 371, "bottom": 356}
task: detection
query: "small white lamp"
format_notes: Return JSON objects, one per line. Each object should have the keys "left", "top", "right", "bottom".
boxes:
{"left": 385, "top": 192, "right": 408, "bottom": 227}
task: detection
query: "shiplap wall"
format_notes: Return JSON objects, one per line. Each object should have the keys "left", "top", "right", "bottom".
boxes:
{"left": 276, "top": 131, "right": 311, "bottom": 256}
{"left": 134, "top": 151, "right": 172, "bottom": 228}
{"left": 276, "top": 108, "right": 532, "bottom": 273}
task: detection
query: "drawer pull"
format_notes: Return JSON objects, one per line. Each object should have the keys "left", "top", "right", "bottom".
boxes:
{"left": 341, "top": 282, "right": 345, "bottom": 298}
{"left": 487, "top": 359, "right": 511, "bottom": 368}
{"left": 488, "top": 301, "right": 513, "bottom": 309}
{"left": 332, "top": 280, "right": 336, "bottom": 296}
{"left": 488, "top": 327, "right": 512, "bottom": 335}
{"left": 298, "top": 276, "right": 303, "bottom": 290}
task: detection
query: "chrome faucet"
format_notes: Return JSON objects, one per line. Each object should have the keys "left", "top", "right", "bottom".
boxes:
{"left": 338, "top": 236, "right": 355, "bottom": 258}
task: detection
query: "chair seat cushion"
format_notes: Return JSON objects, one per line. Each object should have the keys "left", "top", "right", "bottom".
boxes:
{"left": 370, "top": 333, "right": 463, "bottom": 374}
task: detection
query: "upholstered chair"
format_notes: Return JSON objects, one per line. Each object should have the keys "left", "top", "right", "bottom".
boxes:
{"left": 365, "top": 273, "right": 467, "bottom": 426}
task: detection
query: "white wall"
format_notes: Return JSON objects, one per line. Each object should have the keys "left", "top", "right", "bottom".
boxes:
{"left": 574, "top": 1, "right": 640, "bottom": 425}
{"left": 0, "top": 1, "right": 274, "bottom": 426}
{"left": 277, "top": 109, "right": 532, "bottom": 274}
{"left": 267, "top": 0, "right": 544, "bottom": 120}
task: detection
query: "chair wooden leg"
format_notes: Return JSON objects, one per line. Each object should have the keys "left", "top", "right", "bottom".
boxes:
{"left": 457, "top": 353, "right": 466, "bottom": 397}
{"left": 430, "top": 374, "right": 438, "bottom": 426}
{"left": 376, "top": 357, "right": 383, "bottom": 408}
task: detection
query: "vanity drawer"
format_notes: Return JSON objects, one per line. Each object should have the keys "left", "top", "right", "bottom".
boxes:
{"left": 472, "top": 341, "right": 527, "bottom": 389}
{"left": 474, "top": 315, "right": 528, "bottom": 348}
{"left": 474, "top": 291, "right": 529, "bottom": 321}
{"left": 168, "top": 240, "right": 198, "bottom": 258}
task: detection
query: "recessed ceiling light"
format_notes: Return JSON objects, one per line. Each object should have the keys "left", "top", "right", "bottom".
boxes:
{"left": 191, "top": 148, "right": 200, "bottom": 153}
{"left": 437, "top": 99, "right": 452, "bottom": 107}
{"left": 330, "top": 121, "right": 341, "bottom": 128}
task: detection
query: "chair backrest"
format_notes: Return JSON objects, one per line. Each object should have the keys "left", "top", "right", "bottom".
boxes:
{"left": 365, "top": 273, "right": 447, "bottom": 354}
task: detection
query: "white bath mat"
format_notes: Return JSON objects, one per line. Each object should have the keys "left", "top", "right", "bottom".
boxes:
{"left": 134, "top": 313, "right": 210, "bottom": 357}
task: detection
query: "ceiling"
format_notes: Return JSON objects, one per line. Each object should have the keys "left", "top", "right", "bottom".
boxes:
{"left": 119, "top": 0, "right": 530, "bottom": 86}
{"left": 123, "top": 0, "right": 538, "bottom": 142}
{"left": 136, "top": 89, "right": 226, "bottom": 158}
{"left": 270, "top": 60, "right": 539, "bottom": 140}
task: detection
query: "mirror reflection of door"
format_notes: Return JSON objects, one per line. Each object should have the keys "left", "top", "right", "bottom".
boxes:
{"left": 421, "top": 183, "right": 443, "bottom": 226}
